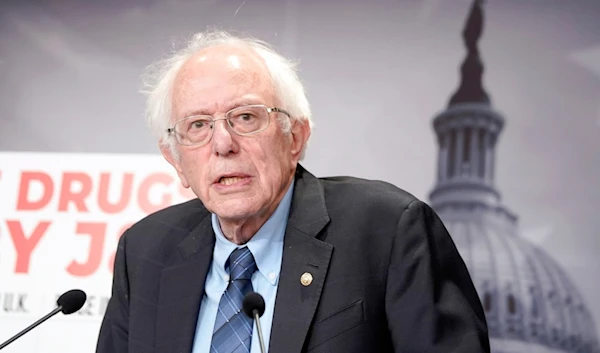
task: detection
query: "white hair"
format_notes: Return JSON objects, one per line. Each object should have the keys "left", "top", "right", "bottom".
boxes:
{"left": 140, "top": 29, "right": 312, "bottom": 159}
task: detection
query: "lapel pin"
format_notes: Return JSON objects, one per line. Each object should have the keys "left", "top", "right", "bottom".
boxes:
{"left": 300, "top": 272, "right": 313, "bottom": 286}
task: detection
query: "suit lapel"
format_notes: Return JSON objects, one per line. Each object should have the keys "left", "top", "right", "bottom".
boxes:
{"left": 155, "top": 212, "right": 215, "bottom": 353}
{"left": 269, "top": 165, "right": 333, "bottom": 353}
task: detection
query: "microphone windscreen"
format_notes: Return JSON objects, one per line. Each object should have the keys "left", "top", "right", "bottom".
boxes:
{"left": 56, "top": 289, "right": 87, "bottom": 314}
{"left": 242, "top": 292, "right": 266, "bottom": 318}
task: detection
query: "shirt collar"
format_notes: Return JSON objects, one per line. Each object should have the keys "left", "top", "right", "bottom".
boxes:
{"left": 211, "top": 179, "right": 295, "bottom": 286}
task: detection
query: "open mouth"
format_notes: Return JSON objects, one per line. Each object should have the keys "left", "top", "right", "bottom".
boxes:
{"left": 218, "top": 176, "right": 246, "bottom": 185}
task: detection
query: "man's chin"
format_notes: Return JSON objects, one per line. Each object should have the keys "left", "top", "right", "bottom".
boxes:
{"left": 212, "top": 203, "right": 259, "bottom": 223}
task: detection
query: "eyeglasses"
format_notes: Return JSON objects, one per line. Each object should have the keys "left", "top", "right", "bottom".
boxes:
{"left": 166, "top": 104, "right": 291, "bottom": 147}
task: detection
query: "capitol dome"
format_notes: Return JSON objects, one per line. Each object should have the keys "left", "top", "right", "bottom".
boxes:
{"left": 433, "top": 197, "right": 600, "bottom": 353}
{"left": 428, "top": 2, "right": 600, "bottom": 352}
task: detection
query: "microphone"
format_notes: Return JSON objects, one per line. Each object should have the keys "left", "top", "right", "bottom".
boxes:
{"left": 242, "top": 292, "right": 267, "bottom": 353}
{"left": 0, "top": 289, "right": 87, "bottom": 350}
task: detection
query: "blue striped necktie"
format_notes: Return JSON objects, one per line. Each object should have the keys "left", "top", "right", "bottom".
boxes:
{"left": 210, "top": 247, "right": 257, "bottom": 353}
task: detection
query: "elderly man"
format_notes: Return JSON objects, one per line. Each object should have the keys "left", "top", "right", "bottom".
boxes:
{"left": 96, "top": 30, "right": 489, "bottom": 353}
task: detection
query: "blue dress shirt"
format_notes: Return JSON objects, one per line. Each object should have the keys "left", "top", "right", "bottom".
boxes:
{"left": 191, "top": 180, "right": 294, "bottom": 353}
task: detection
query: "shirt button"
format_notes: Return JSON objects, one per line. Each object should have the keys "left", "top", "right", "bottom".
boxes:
{"left": 223, "top": 275, "right": 230, "bottom": 281}
{"left": 268, "top": 273, "right": 276, "bottom": 281}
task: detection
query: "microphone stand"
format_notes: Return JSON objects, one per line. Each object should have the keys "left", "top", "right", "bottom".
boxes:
{"left": 252, "top": 309, "right": 267, "bottom": 353}
{"left": 0, "top": 306, "right": 63, "bottom": 350}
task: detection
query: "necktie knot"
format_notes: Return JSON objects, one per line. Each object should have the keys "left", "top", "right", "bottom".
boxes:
{"left": 227, "top": 247, "right": 257, "bottom": 281}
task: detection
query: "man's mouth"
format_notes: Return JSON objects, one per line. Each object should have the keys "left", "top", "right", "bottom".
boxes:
{"left": 218, "top": 176, "right": 246, "bottom": 185}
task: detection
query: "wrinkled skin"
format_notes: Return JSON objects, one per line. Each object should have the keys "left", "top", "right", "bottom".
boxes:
{"left": 161, "top": 44, "right": 311, "bottom": 244}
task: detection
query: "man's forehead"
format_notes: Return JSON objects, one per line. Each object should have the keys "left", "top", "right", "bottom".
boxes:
{"left": 172, "top": 45, "right": 274, "bottom": 117}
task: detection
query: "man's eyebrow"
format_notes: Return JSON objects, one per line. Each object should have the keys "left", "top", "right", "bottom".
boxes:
{"left": 226, "top": 98, "right": 265, "bottom": 110}
{"left": 181, "top": 98, "right": 266, "bottom": 118}
{"left": 181, "top": 108, "right": 211, "bottom": 118}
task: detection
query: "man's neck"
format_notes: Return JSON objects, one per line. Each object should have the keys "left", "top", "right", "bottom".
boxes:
{"left": 218, "top": 217, "right": 266, "bottom": 245}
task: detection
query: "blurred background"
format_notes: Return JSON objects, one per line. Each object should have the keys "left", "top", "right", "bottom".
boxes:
{"left": 0, "top": 0, "right": 599, "bottom": 352}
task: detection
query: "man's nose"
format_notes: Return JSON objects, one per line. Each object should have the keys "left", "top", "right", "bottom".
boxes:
{"left": 210, "top": 118, "right": 238, "bottom": 155}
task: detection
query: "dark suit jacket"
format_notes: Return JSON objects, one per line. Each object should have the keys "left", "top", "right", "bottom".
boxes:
{"left": 96, "top": 165, "right": 490, "bottom": 353}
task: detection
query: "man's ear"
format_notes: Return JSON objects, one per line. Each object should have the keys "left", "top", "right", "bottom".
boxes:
{"left": 289, "top": 118, "right": 311, "bottom": 161}
{"left": 160, "top": 143, "right": 190, "bottom": 188}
